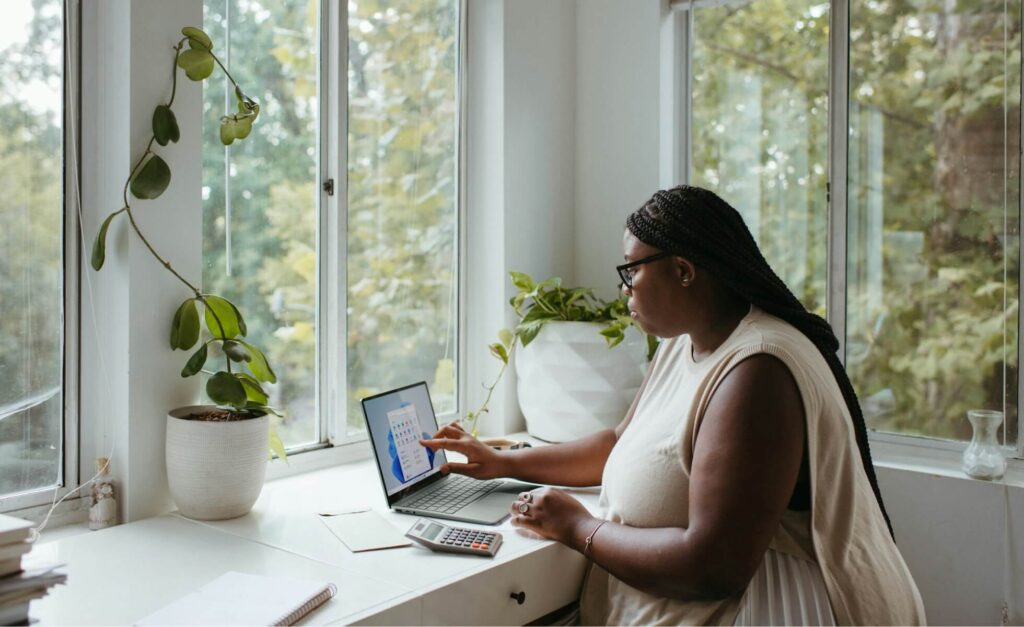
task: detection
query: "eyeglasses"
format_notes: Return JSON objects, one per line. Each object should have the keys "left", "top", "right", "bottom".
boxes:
{"left": 616, "top": 252, "right": 672, "bottom": 289}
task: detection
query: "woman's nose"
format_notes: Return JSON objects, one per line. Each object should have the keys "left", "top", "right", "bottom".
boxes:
{"left": 621, "top": 283, "right": 632, "bottom": 297}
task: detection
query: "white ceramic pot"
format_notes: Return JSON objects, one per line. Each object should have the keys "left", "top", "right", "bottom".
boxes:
{"left": 515, "top": 321, "right": 647, "bottom": 442}
{"left": 166, "top": 406, "right": 269, "bottom": 520}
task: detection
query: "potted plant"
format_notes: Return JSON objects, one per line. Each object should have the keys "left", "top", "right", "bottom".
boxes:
{"left": 91, "top": 26, "right": 284, "bottom": 521}
{"left": 465, "top": 272, "right": 657, "bottom": 442}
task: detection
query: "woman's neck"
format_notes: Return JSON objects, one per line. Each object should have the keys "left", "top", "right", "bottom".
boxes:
{"left": 689, "top": 294, "right": 751, "bottom": 361}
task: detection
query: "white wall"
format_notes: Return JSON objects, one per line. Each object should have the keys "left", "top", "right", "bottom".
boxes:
{"left": 80, "top": 0, "right": 204, "bottom": 522}
{"left": 575, "top": 0, "right": 663, "bottom": 300}
{"left": 878, "top": 466, "right": 1024, "bottom": 625}
{"left": 465, "top": 0, "right": 577, "bottom": 435}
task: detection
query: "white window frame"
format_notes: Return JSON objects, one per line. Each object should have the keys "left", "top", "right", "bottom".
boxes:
{"left": 265, "top": 0, "right": 468, "bottom": 479}
{"left": 0, "top": 0, "right": 83, "bottom": 517}
{"left": 668, "top": 0, "right": 1024, "bottom": 466}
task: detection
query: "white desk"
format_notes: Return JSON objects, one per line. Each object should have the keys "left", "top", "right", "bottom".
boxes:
{"left": 26, "top": 456, "right": 598, "bottom": 625}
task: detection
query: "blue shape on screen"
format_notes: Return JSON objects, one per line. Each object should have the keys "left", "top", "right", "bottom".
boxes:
{"left": 386, "top": 430, "right": 436, "bottom": 483}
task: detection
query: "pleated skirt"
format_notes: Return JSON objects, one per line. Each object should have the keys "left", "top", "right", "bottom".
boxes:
{"left": 733, "top": 549, "right": 836, "bottom": 626}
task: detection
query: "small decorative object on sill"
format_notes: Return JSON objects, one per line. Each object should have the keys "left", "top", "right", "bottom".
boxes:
{"left": 961, "top": 409, "right": 1007, "bottom": 481}
{"left": 88, "top": 457, "right": 118, "bottom": 530}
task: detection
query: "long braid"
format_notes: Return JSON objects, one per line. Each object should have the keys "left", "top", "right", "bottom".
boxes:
{"left": 627, "top": 185, "right": 894, "bottom": 537}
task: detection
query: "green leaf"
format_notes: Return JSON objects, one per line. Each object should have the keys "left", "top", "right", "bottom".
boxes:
{"left": 220, "top": 122, "right": 234, "bottom": 146}
{"left": 223, "top": 340, "right": 251, "bottom": 362}
{"left": 237, "top": 340, "right": 277, "bottom": 384}
{"left": 91, "top": 212, "right": 118, "bottom": 271}
{"left": 498, "top": 328, "right": 514, "bottom": 349}
{"left": 130, "top": 153, "right": 171, "bottom": 200}
{"left": 152, "top": 105, "right": 180, "bottom": 146}
{"left": 181, "top": 26, "right": 213, "bottom": 50}
{"left": 177, "top": 48, "right": 215, "bottom": 81}
{"left": 509, "top": 271, "right": 536, "bottom": 292}
{"left": 170, "top": 299, "right": 200, "bottom": 350}
{"left": 180, "top": 343, "right": 208, "bottom": 377}
{"left": 234, "top": 116, "right": 254, "bottom": 140}
{"left": 518, "top": 321, "right": 545, "bottom": 347}
{"left": 488, "top": 342, "right": 508, "bottom": 364}
{"left": 238, "top": 375, "right": 269, "bottom": 405}
{"left": 269, "top": 426, "right": 288, "bottom": 462}
{"left": 219, "top": 115, "right": 256, "bottom": 146}
{"left": 203, "top": 295, "right": 242, "bottom": 339}
{"left": 207, "top": 371, "right": 247, "bottom": 406}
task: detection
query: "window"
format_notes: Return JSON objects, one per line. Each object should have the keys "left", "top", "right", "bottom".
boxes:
{"left": 690, "top": 0, "right": 830, "bottom": 316}
{"left": 675, "top": 0, "right": 1021, "bottom": 451}
{"left": 0, "top": 0, "right": 73, "bottom": 503}
{"left": 202, "top": 0, "right": 461, "bottom": 451}
{"left": 846, "top": 0, "right": 1019, "bottom": 445}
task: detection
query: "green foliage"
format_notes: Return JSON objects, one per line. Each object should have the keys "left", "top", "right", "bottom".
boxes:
{"left": 87, "top": 25, "right": 282, "bottom": 457}
{"left": 462, "top": 272, "right": 657, "bottom": 435}
{"left": 691, "top": 0, "right": 1021, "bottom": 442}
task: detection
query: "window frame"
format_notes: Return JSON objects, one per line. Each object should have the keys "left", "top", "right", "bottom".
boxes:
{"left": 0, "top": 0, "right": 83, "bottom": 516}
{"left": 668, "top": 0, "right": 1024, "bottom": 463}
{"left": 256, "top": 0, "right": 467, "bottom": 470}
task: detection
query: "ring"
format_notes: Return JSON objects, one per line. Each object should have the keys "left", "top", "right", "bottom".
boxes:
{"left": 517, "top": 502, "right": 530, "bottom": 514}
{"left": 522, "top": 493, "right": 533, "bottom": 503}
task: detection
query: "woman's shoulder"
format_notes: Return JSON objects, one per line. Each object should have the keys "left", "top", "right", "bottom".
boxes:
{"left": 736, "top": 306, "right": 821, "bottom": 357}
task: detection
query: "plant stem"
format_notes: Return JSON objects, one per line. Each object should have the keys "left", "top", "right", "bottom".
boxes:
{"left": 168, "top": 40, "right": 185, "bottom": 106}
{"left": 123, "top": 206, "right": 201, "bottom": 296}
{"left": 466, "top": 343, "right": 516, "bottom": 435}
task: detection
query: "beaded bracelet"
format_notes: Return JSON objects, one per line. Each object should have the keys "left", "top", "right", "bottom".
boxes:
{"left": 582, "top": 519, "right": 607, "bottom": 560}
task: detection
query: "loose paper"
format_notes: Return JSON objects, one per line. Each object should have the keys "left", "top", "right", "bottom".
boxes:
{"left": 318, "top": 510, "right": 411, "bottom": 553}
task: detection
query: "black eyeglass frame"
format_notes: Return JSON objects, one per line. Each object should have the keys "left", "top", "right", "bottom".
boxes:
{"left": 616, "top": 251, "right": 673, "bottom": 288}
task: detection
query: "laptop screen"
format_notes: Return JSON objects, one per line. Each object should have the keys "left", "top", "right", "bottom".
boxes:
{"left": 361, "top": 382, "right": 448, "bottom": 498}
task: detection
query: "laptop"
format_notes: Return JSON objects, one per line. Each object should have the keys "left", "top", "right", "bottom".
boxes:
{"left": 361, "top": 381, "right": 536, "bottom": 525}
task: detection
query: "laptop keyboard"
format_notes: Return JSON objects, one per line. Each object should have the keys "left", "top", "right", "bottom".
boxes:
{"left": 401, "top": 475, "right": 503, "bottom": 514}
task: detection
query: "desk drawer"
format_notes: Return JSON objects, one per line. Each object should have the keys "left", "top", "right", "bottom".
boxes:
{"left": 420, "top": 544, "right": 587, "bottom": 625}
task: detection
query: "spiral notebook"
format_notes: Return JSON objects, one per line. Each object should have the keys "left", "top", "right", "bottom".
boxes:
{"left": 135, "top": 571, "right": 336, "bottom": 626}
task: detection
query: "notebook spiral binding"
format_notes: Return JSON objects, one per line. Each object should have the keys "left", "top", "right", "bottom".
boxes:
{"left": 274, "top": 583, "right": 338, "bottom": 626}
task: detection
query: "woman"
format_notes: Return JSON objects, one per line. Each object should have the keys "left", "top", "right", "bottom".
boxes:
{"left": 421, "top": 185, "right": 925, "bottom": 625}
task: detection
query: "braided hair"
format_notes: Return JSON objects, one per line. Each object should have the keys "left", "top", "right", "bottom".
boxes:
{"left": 626, "top": 184, "right": 893, "bottom": 537}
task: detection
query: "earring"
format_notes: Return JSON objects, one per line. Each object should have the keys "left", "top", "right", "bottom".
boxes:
{"left": 681, "top": 276, "right": 692, "bottom": 286}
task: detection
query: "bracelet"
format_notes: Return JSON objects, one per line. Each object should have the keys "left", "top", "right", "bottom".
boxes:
{"left": 582, "top": 519, "right": 607, "bottom": 560}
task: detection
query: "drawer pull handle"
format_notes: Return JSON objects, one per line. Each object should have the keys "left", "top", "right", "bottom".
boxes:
{"left": 510, "top": 591, "right": 526, "bottom": 605}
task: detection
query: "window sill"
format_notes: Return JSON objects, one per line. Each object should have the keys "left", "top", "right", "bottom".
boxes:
{"left": 265, "top": 438, "right": 372, "bottom": 482}
{"left": 870, "top": 431, "right": 1024, "bottom": 489}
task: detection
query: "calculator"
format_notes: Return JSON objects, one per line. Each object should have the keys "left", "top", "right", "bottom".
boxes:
{"left": 405, "top": 518, "right": 503, "bottom": 557}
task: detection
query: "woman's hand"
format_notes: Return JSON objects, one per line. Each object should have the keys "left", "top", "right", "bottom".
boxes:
{"left": 510, "top": 487, "right": 596, "bottom": 547}
{"left": 419, "top": 422, "right": 512, "bottom": 480}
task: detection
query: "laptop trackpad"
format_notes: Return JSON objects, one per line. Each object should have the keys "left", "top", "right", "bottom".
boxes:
{"left": 456, "top": 481, "right": 542, "bottom": 525}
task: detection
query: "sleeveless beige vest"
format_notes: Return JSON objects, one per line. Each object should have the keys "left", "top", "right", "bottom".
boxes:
{"left": 579, "top": 307, "right": 925, "bottom": 625}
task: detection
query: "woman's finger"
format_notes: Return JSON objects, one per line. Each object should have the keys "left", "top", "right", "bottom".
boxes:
{"left": 419, "top": 436, "right": 469, "bottom": 454}
{"left": 442, "top": 461, "right": 481, "bottom": 477}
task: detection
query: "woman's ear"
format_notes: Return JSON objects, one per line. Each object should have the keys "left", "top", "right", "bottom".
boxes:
{"left": 675, "top": 257, "right": 696, "bottom": 286}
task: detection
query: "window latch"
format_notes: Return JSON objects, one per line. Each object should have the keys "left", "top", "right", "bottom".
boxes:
{"left": 322, "top": 178, "right": 335, "bottom": 196}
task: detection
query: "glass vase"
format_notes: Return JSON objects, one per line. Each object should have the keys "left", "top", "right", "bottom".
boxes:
{"left": 961, "top": 409, "right": 1007, "bottom": 480}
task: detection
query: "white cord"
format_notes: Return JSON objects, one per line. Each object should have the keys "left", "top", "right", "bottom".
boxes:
{"left": 30, "top": 0, "right": 118, "bottom": 541}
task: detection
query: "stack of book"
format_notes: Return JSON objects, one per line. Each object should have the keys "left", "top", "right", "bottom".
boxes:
{"left": 0, "top": 514, "right": 66, "bottom": 625}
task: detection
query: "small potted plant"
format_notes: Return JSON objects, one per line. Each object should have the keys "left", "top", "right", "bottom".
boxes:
{"left": 465, "top": 272, "right": 657, "bottom": 442}
{"left": 91, "top": 26, "right": 284, "bottom": 520}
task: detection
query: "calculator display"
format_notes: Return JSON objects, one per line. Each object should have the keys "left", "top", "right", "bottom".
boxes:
{"left": 423, "top": 523, "right": 444, "bottom": 541}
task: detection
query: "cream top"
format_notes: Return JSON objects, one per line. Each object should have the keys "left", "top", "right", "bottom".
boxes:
{"left": 578, "top": 306, "right": 925, "bottom": 625}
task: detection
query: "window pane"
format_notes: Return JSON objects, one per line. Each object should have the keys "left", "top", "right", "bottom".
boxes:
{"left": 203, "top": 0, "right": 320, "bottom": 449}
{"left": 347, "top": 1, "right": 460, "bottom": 435}
{"left": 847, "top": 0, "right": 1020, "bottom": 445}
{"left": 691, "top": 0, "right": 830, "bottom": 315}
{"left": 0, "top": 0, "right": 64, "bottom": 497}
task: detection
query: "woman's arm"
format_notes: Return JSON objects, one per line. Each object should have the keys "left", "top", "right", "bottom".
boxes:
{"left": 513, "top": 354, "right": 807, "bottom": 601}
{"left": 421, "top": 354, "right": 655, "bottom": 486}
{"left": 419, "top": 423, "right": 618, "bottom": 486}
